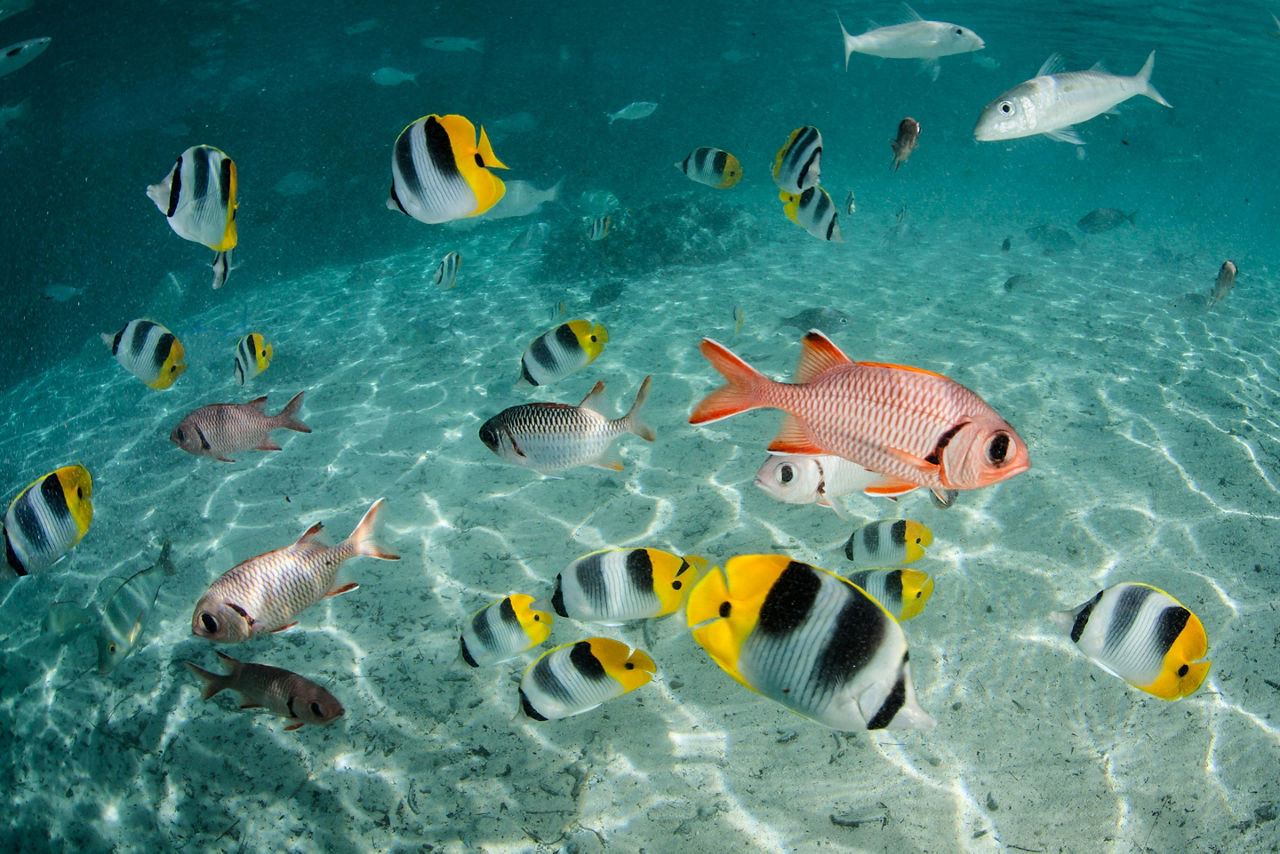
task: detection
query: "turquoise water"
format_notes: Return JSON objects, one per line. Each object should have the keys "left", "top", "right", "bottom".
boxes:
{"left": 3, "top": 2, "right": 1279, "bottom": 851}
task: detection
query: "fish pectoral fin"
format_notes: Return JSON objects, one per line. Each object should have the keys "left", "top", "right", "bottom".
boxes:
{"left": 766, "top": 414, "right": 823, "bottom": 455}
{"left": 589, "top": 449, "right": 625, "bottom": 472}
{"left": 325, "top": 582, "right": 359, "bottom": 598}
{"left": 256, "top": 442, "right": 282, "bottom": 451}
{"left": 1044, "top": 126, "right": 1084, "bottom": 145}
{"left": 882, "top": 446, "right": 942, "bottom": 478}
{"left": 217, "top": 456, "right": 236, "bottom": 463}
{"left": 284, "top": 722, "right": 304, "bottom": 731}
{"left": 863, "top": 473, "right": 920, "bottom": 498}
{"left": 268, "top": 622, "right": 298, "bottom": 633}
{"left": 239, "top": 702, "right": 263, "bottom": 709}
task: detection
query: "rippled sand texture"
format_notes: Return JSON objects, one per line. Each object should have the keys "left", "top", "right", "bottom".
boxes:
{"left": 1, "top": 206, "right": 1277, "bottom": 852}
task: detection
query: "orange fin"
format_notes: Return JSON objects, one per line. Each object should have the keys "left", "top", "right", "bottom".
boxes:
{"left": 268, "top": 622, "right": 298, "bottom": 633}
{"left": 297, "top": 523, "right": 324, "bottom": 544}
{"left": 865, "top": 475, "right": 921, "bottom": 496}
{"left": 325, "top": 582, "right": 359, "bottom": 598}
{"left": 796, "top": 331, "right": 852, "bottom": 383}
{"left": 284, "top": 722, "right": 304, "bottom": 731}
{"left": 689, "top": 339, "right": 767, "bottom": 423}
{"left": 257, "top": 442, "right": 282, "bottom": 451}
{"left": 884, "top": 446, "right": 940, "bottom": 476}
{"left": 216, "top": 456, "right": 236, "bottom": 463}
{"left": 766, "top": 414, "right": 822, "bottom": 455}
{"left": 854, "top": 360, "right": 949, "bottom": 380}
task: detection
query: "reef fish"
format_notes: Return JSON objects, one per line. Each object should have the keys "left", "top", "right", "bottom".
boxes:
{"left": 1076, "top": 208, "right": 1136, "bottom": 233}
{"left": 479, "top": 376, "right": 654, "bottom": 474}
{"left": 191, "top": 499, "right": 399, "bottom": 643}
{"left": 387, "top": 114, "right": 508, "bottom": 224}
{"left": 1209, "top": 260, "right": 1237, "bottom": 304}
{"left": 686, "top": 555, "right": 935, "bottom": 730}
{"left": 772, "top": 126, "right": 822, "bottom": 194}
{"left": 518, "top": 637, "right": 656, "bottom": 720}
{"left": 974, "top": 52, "right": 1171, "bottom": 145}
{"left": 185, "top": 651, "right": 344, "bottom": 730}
{"left": 102, "top": 319, "right": 187, "bottom": 389}
{"left": 689, "top": 331, "right": 1030, "bottom": 504}
{"left": 890, "top": 118, "right": 920, "bottom": 171}
{"left": 170, "top": 391, "right": 311, "bottom": 462}
{"left": 755, "top": 453, "right": 911, "bottom": 517}
{"left": 551, "top": 548, "right": 706, "bottom": 623}
{"left": 515, "top": 320, "right": 608, "bottom": 388}
{"left": 675, "top": 147, "right": 743, "bottom": 188}
{"left": 3, "top": 464, "right": 93, "bottom": 578}
{"left": 842, "top": 519, "right": 932, "bottom": 567}
{"left": 780, "top": 186, "right": 841, "bottom": 242}
{"left": 432, "top": 251, "right": 461, "bottom": 290}
{"left": 1051, "top": 582, "right": 1210, "bottom": 700}
{"left": 233, "top": 332, "right": 273, "bottom": 386}
{"left": 845, "top": 568, "right": 933, "bottom": 621}
{"left": 0, "top": 36, "right": 51, "bottom": 78}
{"left": 147, "top": 145, "right": 238, "bottom": 289}
{"left": 97, "top": 539, "right": 176, "bottom": 674}
{"left": 460, "top": 594, "right": 554, "bottom": 667}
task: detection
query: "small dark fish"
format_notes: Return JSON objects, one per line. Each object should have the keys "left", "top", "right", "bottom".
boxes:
{"left": 590, "top": 280, "right": 626, "bottom": 308}
{"left": 781, "top": 307, "right": 851, "bottom": 331}
{"left": 1076, "top": 208, "right": 1136, "bottom": 234}
{"left": 1025, "top": 224, "right": 1076, "bottom": 254}
{"left": 185, "top": 651, "right": 344, "bottom": 731}
{"left": 1000, "top": 237, "right": 1011, "bottom": 252}
{"left": 890, "top": 117, "right": 920, "bottom": 171}
{"left": 1003, "top": 274, "right": 1032, "bottom": 292}
{"left": 1209, "top": 260, "right": 1237, "bottom": 304}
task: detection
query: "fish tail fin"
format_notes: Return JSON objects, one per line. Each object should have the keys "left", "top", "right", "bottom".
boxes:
{"left": 1136, "top": 51, "right": 1171, "bottom": 108}
{"left": 623, "top": 375, "right": 656, "bottom": 441}
{"left": 156, "top": 537, "right": 177, "bottom": 576}
{"left": 275, "top": 391, "right": 312, "bottom": 434}
{"left": 184, "top": 660, "right": 228, "bottom": 701}
{"left": 836, "top": 12, "right": 855, "bottom": 69}
{"left": 346, "top": 498, "right": 400, "bottom": 561}
{"left": 689, "top": 339, "right": 768, "bottom": 423}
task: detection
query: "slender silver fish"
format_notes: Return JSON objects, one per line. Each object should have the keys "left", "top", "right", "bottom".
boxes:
{"left": 185, "top": 651, "right": 344, "bottom": 730}
{"left": 191, "top": 499, "right": 399, "bottom": 642}
{"left": 98, "top": 539, "right": 177, "bottom": 674}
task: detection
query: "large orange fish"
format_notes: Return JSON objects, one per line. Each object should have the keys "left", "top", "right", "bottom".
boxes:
{"left": 689, "top": 331, "right": 1029, "bottom": 504}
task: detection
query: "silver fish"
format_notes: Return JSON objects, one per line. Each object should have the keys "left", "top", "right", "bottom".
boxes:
{"left": 605, "top": 101, "right": 658, "bottom": 125}
{"left": 1076, "top": 208, "right": 1135, "bottom": 233}
{"left": 837, "top": 10, "right": 983, "bottom": 64}
{"left": 0, "top": 36, "right": 50, "bottom": 79}
{"left": 98, "top": 539, "right": 176, "bottom": 674}
{"left": 974, "top": 52, "right": 1171, "bottom": 145}
{"left": 170, "top": 391, "right": 310, "bottom": 462}
{"left": 479, "top": 377, "right": 654, "bottom": 474}
{"left": 191, "top": 499, "right": 399, "bottom": 642}
{"left": 185, "top": 651, "right": 344, "bottom": 731}
{"left": 421, "top": 36, "right": 484, "bottom": 53}
{"left": 754, "top": 453, "right": 911, "bottom": 519}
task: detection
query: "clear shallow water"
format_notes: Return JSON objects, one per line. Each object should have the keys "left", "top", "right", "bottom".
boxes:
{"left": 2, "top": 2, "right": 1279, "bottom": 852}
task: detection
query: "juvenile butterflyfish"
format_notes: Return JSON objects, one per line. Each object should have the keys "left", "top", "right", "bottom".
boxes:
{"left": 102, "top": 319, "right": 186, "bottom": 389}
{"left": 780, "top": 186, "right": 841, "bottom": 242}
{"left": 843, "top": 519, "right": 932, "bottom": 567}
{"left": 432, "top": 251, "right": 461, "bottom": 289}
{"left": 689, "top": 331, "right": 1030, "bottom": 504}
{"left": 3, "top": 464, "right": 93, "bottom": 578}
{"left": 479, "top": 376, "right": 654, "bottom": 474}
{"left": 772, "top": 126, "right": 822, "bottom": 194}
{"left": 191, "top": 499, "right": 399, "bottom": 643}
{"left": 185, "top": 651, "right": 344, "bottom": 731}
{"left": 515, "top": 320, "right": 608, "bottom": 388}
{"left": 518, "top": 637, "right": 656, "bottom": 721}
{"left": 147, "top": 145, "right": 238, "bottom": 289}
{"left": 845, "top": 568, "right": 933, "bottom": 621}
{"left": 755, "top": 453, "right": 917, "bottom": 519}
{"left": 587, "top": 214, "right": 611, "bottom": 241}
{"left": 387, "top": 113, "right": 508, "bottom": 224}
{"left": 170, "top": 391, "right": 311, "bottom": 463}
{"left": 460, "top": 593, "right": 553, "bottom": 667}
{"left": 551, "top": 548, "right": 707, "bottom": 624}
{"left": 687, "top": 555, "right": 935, "bottom": 730}
{"left": 97, "top": 539, "right": 176, "bottom": 674}
{"left": 233, "top": 332, "right": 273, "bottom": 386}
{"left": 675, "top": 147, "right": 742, "bottom": 188}
{"left": 1052, "top": 582, "right": 1210, "bottom": 700}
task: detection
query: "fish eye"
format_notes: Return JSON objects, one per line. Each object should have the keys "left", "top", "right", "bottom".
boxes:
{"left": 77, "top": 487, "right": 83, "bottom": 498}
{"left": 624, "top": 662, "right": 635, "bottom": 670}
{"left": 955, "top": 27, "right": 963, "bottom": 35}
{"left": 1177, "top": 664, "right": 1189, "bottom": 677}
{"left": 914, "top": 590, "right": 923, "bottom": 599}
{"left": 175, "top": 428, "right": 185, "bottom": 442}
{"left": 986, "top": 432, "right": 1011, "bottom": 464}
{"left": 310, "top": 702, "right": 323, "bottom": 717}
{"left": 200, "top": 613, "right": 218, "bottom": 633}
{"left": 108, "top": 642, "right": 117, "bottom": 653}
{"left": 672, "top": 580, "right": 682, "bottom": 590}
{"left": 999, "top": 101, "right": 1014, "bottom": 115}
{"left": 779, "top": 464, "right": 794, "bottom": 484}
{"left": 478, "top": 425, "right": 498, "bottom": 447}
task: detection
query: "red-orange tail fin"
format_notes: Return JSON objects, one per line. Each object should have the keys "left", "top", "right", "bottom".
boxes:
{"left": 689, "top": 338, "right": 767, "bottom": 424}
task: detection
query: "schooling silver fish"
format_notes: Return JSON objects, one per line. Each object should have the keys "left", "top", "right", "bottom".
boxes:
{"left": 185, "top": 651, "right": 344, "bottom": 731}
{"left": 97, "top": 539, "right": 177, "bottom": 674}
{"left": 191, "top": 499, "right": 399, "bottom": 643}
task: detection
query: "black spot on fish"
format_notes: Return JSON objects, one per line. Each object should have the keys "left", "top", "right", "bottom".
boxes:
{"left": 885, "top": 570, "right": 904, "bottom": 603}
{"left": 40, "top": 472, "right": 72, "bottom": 526}
{"left": 1177, "top": 663, "right": 1189, "bottom": 677}
{"left": 712, "top": 149, "right": 727, "bottom": 175}
{"left": 550, "top": 579, "right": 567, "bottom": 617}
{"left": 422, "top": 116, "right": 462, "bottom": 179}
{"left": 200, "top": 612, "right": 218, "bottom": 634}
{"left": 1153, "top": 606, "right": 1191, "bottom": 656}
{"left": 497, "top": 596, "right": 518, "bottom": 625}
{"left": 154, "top": 332, "right": 177, "bottom": 371}
{"left": 757, "top": 562, "right": 820, "bottom": 635}
{"left": 286, "top": 697, "right": 298, "bottom": 718}
{"left": 573, "top": 553, "right": 608, "bottom": 613}
{"left": 569, "top": 640, "right": 607, "bottom": 681}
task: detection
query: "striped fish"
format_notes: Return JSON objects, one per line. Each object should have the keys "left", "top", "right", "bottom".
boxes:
{"left": 146, "top": 144, "right": 238, "bottom": 289}
{"left": 772, "top": 126, "right": 822, "bottom": 194}
{"left": 587, "top": 215, "right": 611, "bottom": 241}
{"left": 551, "top": 548, "right": 706, "bottom": 623}
{"left": 97, "top": 539, "right": 176, "bottom": 674}
{"left": 686, "top": 555, "right": 935, "bottom": 730}
{"left": 842, "top": 519, "right": 932, "bottom": 567}
{"left": 191, "top": 499, "right": 399, "bottom": 643}
{"left": 845, "top": 568, "right": 933, "bottom": 621}
{"left": 233, "top": 332, "right": 273, "bottom": 386}
{"left": 1052, "top": 582, "right": 1211, "bottom": 700}
{"left": 387, "top": 113, "right": 507, "bottom": 224}
{"left": 518, "top": 637, "right": 656, "bottom": 720}
{"left": 515, "top": 320, "right": 608, "bottom": 388}
{"left": 102, "top": 319, "right": 187, "bottom": 389}
{"left": 3, "top": 464, "right": 93, "bottom": 577}
{"left": 185, "top": 651, "right": 344, "bottom": 731}
{"left": 689, "top": 331, "right": 1030, "bottom": 504}
{"left": 460, "top": 593, "right": 553, "bottom": 666}
{"left": 780, "top": 186, "right": 841, "bottom": 242}
{"left": 432, "top": 251, "right": 462, "bottom": 289}
{"left": 675, "top": 147, "right": 743, "bottom": 188}
{"left": 479, "top": 376, "right": 654, "bottom": 474}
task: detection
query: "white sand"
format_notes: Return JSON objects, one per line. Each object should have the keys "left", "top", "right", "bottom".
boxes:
{"left": 1, "top": 205, "right": 1277, "bottom": 852}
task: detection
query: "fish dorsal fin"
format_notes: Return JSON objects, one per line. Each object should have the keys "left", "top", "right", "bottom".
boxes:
{"left": 249, "top": 396, "right": 269, "bottom": 410}
{"left": 1089, "top": 60, "right": 1109, "bottom": 73}
{"left": 297, "top": 522, "right": 325, "bottom": 544}
{"left": 1037, "top": 53, "right": 1065, "bottom": 76}
{"left": 795, "top": 330, "right": 852, "bottom": 383}
{"left": 901, "top": 3, "right": 923, "bottom": 22}
{"left": 578, "top": 380, "right": 607, "bottom": 412}
{"left": 853, "top": 360, "right": 950, "bottom": 380}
